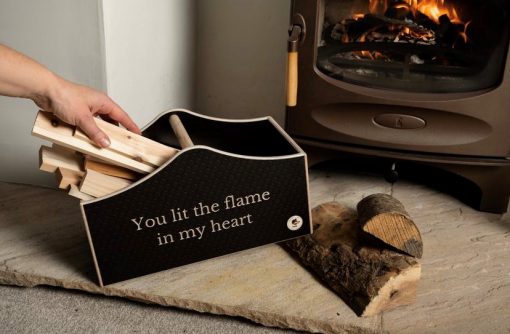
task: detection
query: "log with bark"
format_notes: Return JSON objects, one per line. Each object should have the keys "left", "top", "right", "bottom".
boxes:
{"left": 357, "top": 194, "right": 423, "bottom": 258}
{"left": 284, "top": 202, "right": 421, "bottom": 317}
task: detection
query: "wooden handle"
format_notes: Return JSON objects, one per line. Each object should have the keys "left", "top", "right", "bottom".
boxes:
{"left": 169, "top": 114, "right": 194, "bottom": 149}
{"left": 286, "top": 51, "right": 298, "bottom": 107}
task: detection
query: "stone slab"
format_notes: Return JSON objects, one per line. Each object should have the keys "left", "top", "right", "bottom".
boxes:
{"left": 0, "top": 172, "right": 385, "bottom": 334}
{"left": 383, "top": 181, "right": 510, "bottom": 334}
{"left": 1, "top": 166, "right": 509, "bottom": 333}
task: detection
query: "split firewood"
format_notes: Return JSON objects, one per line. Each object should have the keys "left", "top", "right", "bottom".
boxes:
{"left": 33, "top": 111, "right": 195, "bottom": 200}
{"left": 51, "top": 143, "right": 78, "bottom": 154}
{"left": 68, "top": 184, "right": 95, "bottom": 201}
{"left": 84, "top": 156, "right": 140, "bottom": 181}
{"left": 73, "top": 120, "right": 174, "bottom": 168}
{"left": 32, "top": 111, "right": 179, "bottom": 174}
{"left": 55, "top": 167, "right": 85, "bottom": 189}
{"left": 79, "top": 169, "right": 133, "bottom": 198}
{"left": 284, "top": 202, "right": 421, "bottom": 317}
{"left": 357, "top": 194, "right": 423, "bottom": 258}
{"left": 39, "top": 145, "right": 83, "bottom": 173}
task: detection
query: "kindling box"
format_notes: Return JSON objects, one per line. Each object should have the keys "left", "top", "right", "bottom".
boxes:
{"left": 80, "top": 110, "right": 312, "bottom": 286}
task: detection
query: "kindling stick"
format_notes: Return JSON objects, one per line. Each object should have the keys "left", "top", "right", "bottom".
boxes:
{"left": 79, "top": 169, "right": 132, "bottom": 198}
{"left": 84, "top": 156, "right": 140, "bottom": 181}
{"left": 68, "top": 184, "right": 95, "bottom": 201}
{"left": 39, "top": 145, "right": 83, "bottom": 173}
{"left": 55, "top": 167, "right": 84, "bottom": 189}
{"left": 33, "top": 111, "right": 179, "bottom": 174}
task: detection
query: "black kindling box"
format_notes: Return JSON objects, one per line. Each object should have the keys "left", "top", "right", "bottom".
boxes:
{"left": 81, "top": 109, "right": 311, "bottom": 286}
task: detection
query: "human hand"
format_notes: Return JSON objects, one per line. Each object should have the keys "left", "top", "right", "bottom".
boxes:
{"left": 32, "top": 76, "right": 141, "bottom": 148}
{"left": 0, "top": 44, "right": 140, "bottom": 147}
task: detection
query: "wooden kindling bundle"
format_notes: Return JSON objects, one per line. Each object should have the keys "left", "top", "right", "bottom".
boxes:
{"left": 32, "top": 111, "right": 190, "bottom": 201}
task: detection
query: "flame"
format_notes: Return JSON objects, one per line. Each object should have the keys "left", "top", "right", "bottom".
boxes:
{"left": 373, "top": 51, "right": 389, "bottom": 60}
{"left": 367, "top": 0, "right": 465, "bottom": 24}
{"left": 458, "top": 21, "right": 471, "bottom": 44}
{"left": 369, "top": 0, "right": 388, "bottom": 14}
{"left": 408, "top": 0, "right": 463, "bottom": 24}
{"left": 353, "top": 50, "right": 390, "bottom": 61}
{"left": 361, "top": 50, "right": 374, "bottom": 60}
{"left": 340, "top": 0, "right": 471, "bottom": 61}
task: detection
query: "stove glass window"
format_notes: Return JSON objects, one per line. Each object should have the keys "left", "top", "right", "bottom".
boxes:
{"left": 317, "top": 0, "right": 510, "bottom": 93}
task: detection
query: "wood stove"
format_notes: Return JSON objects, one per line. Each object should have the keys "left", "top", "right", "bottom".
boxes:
{"left": 286, "top": 0, "right": 510, "bottom": 213}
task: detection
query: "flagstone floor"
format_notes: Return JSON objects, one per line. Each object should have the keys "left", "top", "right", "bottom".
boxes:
{"left": 0, "top": 165, "right": 508, "bottom": 333}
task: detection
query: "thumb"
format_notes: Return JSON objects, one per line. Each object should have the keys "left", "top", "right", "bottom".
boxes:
{"left": 76, "top": 113, "right": 111, "bottom": 148}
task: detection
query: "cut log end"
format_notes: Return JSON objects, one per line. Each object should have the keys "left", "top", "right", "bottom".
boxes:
{"left": 358, "top": 194, "right": 423, "bottom": 258}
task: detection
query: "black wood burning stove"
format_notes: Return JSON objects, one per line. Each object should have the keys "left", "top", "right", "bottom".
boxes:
{"left": 286, "top": 0, "right": 510, "bottom": 213}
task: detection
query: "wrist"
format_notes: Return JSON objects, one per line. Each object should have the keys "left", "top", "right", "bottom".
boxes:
{"left": 29, "top": 71, "right": 64, "bottom": 111}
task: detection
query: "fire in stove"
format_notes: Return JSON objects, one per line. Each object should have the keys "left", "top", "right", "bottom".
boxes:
{"left": 331, "top": 0, "right": 471, "bottom": 61}
{"left": 330, "top": 0, "right": 471, "bottom": 65}
{"left": 314, "top": 0, "right": 504, "bottom": 92}
{"left": 317, "top": 0, "right": 510, "bottom": 92}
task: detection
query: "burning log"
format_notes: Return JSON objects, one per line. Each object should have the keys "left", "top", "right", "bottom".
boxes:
{"left": 332, "top": 14, "right": 436, "bottom": 46}
{"left": 384, "top": 1, "right": 413, "bottom": 20}
{"left": 414, "top": 11, "right": 438, "bottom": 30}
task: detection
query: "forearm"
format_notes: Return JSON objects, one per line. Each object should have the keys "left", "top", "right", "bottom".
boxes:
{"left": 0, "top": 44, "right": 60, "bottom": 103}
{"left": 0, "top": 44, "right": 140, "bottom": 147}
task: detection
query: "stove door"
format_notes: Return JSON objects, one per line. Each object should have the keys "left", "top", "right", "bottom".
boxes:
{"left": 316, "top": 0, "right": 510, "bottom": 93}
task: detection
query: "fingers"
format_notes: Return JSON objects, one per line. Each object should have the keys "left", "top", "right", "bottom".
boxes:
{"left": 100, "top": 99, "right": 141, "bottom": 135}
{"left": 76, "top": 112, "right": 111, "bottom": 148}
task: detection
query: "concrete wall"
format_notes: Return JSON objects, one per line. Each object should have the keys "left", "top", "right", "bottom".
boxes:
{"left": 0, "top": 0, "right": 106, "bottom": 186}
{"left": 102, "top": 0, "right": 196, "bottom": 127}
{"left": 195, "top": 0, "right": 291, "bottom": 125}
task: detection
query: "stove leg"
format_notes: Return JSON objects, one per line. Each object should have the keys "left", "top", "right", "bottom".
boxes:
{"left": 440, "top": 163, "right": 510, "bottom": 214}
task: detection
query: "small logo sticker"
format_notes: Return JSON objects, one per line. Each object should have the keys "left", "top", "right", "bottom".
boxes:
{"left": 287, "top": 215, "right": 303, "bottom": 231}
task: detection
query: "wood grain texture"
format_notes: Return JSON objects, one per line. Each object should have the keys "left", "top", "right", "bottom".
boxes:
{"left": 79, "top": 169, "right": 132, "bottom": 198}
{"left": 55, "top": 168, "right": 84, "bottom": 189}
{"left": 68, "top": 184, "right": 95, "bottom": 201}
{"left": 357, "top": 194, "right": 423, "bottom": 258}
{"left": 0, "top": 168, "right": 509, "bottom": 334}
{"left": 32, "top": 111, "right": 156, "bottom": 174}
{"left": 39, "top": 145, "right": 83, "bottom": 173}
{"left": 84, "top": 157, "right": 140, "bottom": 181}
{"left": 74, "top": 121, "right": 177, "bottom": 168}
{"left": 285, "top": 202, "right": 421, "bottom": 317}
